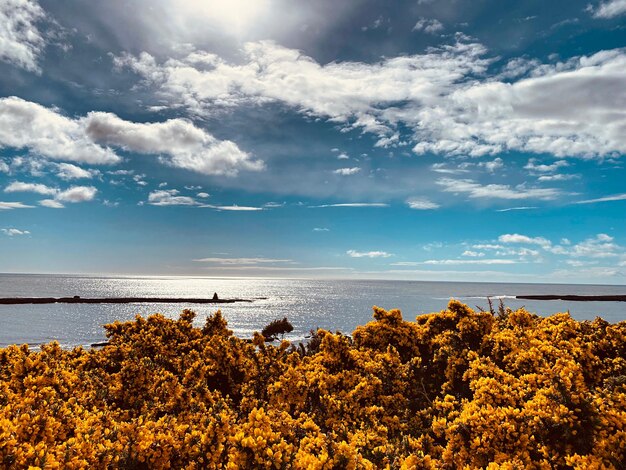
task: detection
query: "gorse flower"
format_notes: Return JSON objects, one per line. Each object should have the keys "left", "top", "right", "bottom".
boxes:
{"left": 0, "top": 303, "right": 624, "bottom": 468}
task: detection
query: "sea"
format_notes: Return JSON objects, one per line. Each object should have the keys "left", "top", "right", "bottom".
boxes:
{"left": 0, "top": 274, "right": 624, "bottom": 348}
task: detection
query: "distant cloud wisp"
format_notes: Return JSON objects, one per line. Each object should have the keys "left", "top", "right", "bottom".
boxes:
{"left": 406, "top": 197, "right": 440, "bottom": 210}
{"left": 576, "top": 193, "right": 626, "bottom": 204}
{"left": 589, "top": 0, "right": 626, "bottom": 18}
{"left": 5, "top": 181, "right": 57, "bottom": 195}
{"left": 147, "top": 189, "right": 198, "bottom": 206}
{"left": 194, "top": 257, "right": 293, "bottom": 265}
{"left": 311, "top": 203, "right": 389, "bottom": 208}
{"left": 347, "top": 250, "right": 392, "bottom": 258}
{"left": 1, "top": 228, "right": 30, "bottom": 236}
{"left": 333, "top": 167, "right": 361, "bottom": 176}
{"left": 437, "top": 178, "right": 560, "bottom": 200}
{"left": 412, "top": 17, "right": 444, "bottom": 34}
{"left": 0, "top": 201, "right": 34, "bottom": 210}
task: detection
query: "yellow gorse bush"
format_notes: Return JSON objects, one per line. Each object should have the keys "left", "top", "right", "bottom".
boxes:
{"left": 1, "top": 301, "right": 625, "bottom": 469}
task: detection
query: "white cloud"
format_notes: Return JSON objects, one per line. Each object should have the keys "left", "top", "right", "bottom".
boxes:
{"left": 392, "top": 259, "right": 518, "bottom": 265}
{"left": 56, "top": 163, "right": 98, "bottom": 180}
{"left": 347, "top": 250, "right": 392, "bottom": 258}
{"left": 496, "top": 206, "right": 538, "bottom": 212}
{"left": 430, "top": 163, "right": 470, "bottom": 175}
{"left": 39, "top": 199, "right": 64, "bottom": 208}
{"left": 147, "top": 189, "right": 198, "bottom": 206}
{"left": 589, "top": 0, "right": 626, "bottom": 18}
{"left": 493, "top": 233, "right": 623, "bottom": 261}
{"left": 55, "top": 186, "right": 97, "bottom": 203}
{"left": 0, "top": 0, "right": 46, "bottom": 72}
{"left": 313, "top": 227, "right": 329, "bottom": 232}
{"left": 194, "top": 257, "right": 292, "bottom": 264}
{"left": 524, "top": 159, "right": 569, "bottom": 173}
{"left": 346, "top": 250, "right": 393, "bottom": 258}
{"left": 1, "top": 228, "right": 30, "bottom": 236}
{"left": 337, "top": 152, "right": 350, "bottom": 160}
{"left": 567, "top": 234, "right": 620, "bottom": 258}
{"left": 437, "top": 178, "right": 560, "bottom": 200}
{"left": 0, "top": 160, "right": 9, "bottom": 173}
{"left": 0, "top": 201, "right": 33, "bottom": 210}
{"left": 496, "top": 247, "right": 541, "bottom": 258}
{"left": 333, "top": 167, "right": 361, "bottom": 176}
{"left": 84, "top": 112, "right": 263, "bottom": 176}
{"left": 537, "top": 174, "right": 579, "bottom": 182}
{"left": 413, "top": 49, "right": 626, "bottom": 158}
{"left": 0, "top": 97, "right": 120, "bottom": 164}
{"left": 108, "top": 169, "right": 134, "bottom": 176}
{"left": 118, "top": 41, "right": 626, "bottom": 160}
{"left": 362, "top": 15, "right": 388, "bottom": 31}
{"left": 480, "top": 158, "right": 504, "bottom": 173}
{"left": 424, "top": 259, "right": 518, "bottom": 265}
{"left": 472, "top": 244, "right": 504, "bottom": 250}
{"left": 5, "top": 181, "right": 57, "bottom": 195}
{"left": 576, "top": 193, "right": 626, "bottom": 204}
{"left": 8, "top": 182, "right": 97, "bottom": 206}
{"left": 133, "top": 174, "right": 148, "bottom": 187}
{"left": 406, "top": 197, "right": 440, "bottom": 209}
{"left": 498, "top": 57, "right": 542, "bottom": 80}
{"left": 412, "top": 18, "right": 444, "bottom": 34}
{"left": 422, "top": 242, "right": 443, "bottom": 251}
{"left": 0, "top": 98, "right": 263, "bottom": 177}
{"left": 311, "top": 203, "right": 389, "bottom": 208}
{"left": 9, "top": 156, "right": 46, "bottom": 176}
{"left": 196, "top": 192, "right": 210, "bottom": 198}
{"left": 462, "top": 250, "right": 485, "bottom": 257}
{"left": 200, "top": 204, "right": 263, "bottom": 211}
{"left": 498, "top": 233, "right": 552, "bottom": 249}
{"left": 116, "top": 39, "right": 492, "bottom": 144}
{"left": 565, "top": 260, "right": 596, "bottom": 267}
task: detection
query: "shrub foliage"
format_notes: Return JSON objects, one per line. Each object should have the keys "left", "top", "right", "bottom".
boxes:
{"left": 0, "top": 300, "right": 625, "bottom": 469}
{"left": 262, "top": 317, "right": 294, "bottom": 342}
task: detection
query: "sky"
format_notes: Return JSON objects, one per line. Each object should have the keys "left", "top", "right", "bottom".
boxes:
{"left": 0, "top": 0, "right": 625, "bottom": 283}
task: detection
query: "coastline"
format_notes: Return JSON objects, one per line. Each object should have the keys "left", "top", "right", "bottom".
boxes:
{"left": 0, "top": 296, "right": 261, "bottom": 305}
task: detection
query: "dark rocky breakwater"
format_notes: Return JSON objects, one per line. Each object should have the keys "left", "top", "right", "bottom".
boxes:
{"left": 0, "top": 296, "right": 263, "bottom": 305}
{"left": 516, "top": 294, "right": 626, "bottom": 302}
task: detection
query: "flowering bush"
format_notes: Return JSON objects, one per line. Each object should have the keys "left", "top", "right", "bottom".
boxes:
{"left": 1, "top": 301, "right": 624, "bottom": 468}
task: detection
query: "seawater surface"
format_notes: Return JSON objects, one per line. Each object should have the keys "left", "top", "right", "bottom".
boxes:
{"left": 0, "top": 274, "right": 624, "bottom": 348}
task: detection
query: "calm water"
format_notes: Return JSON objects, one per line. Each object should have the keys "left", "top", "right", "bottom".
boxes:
{"left": 0, "top": 274, "right": 624, "bottom": 348}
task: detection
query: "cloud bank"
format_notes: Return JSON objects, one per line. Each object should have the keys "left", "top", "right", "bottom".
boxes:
{"left": 117, "top": 41, "right": 626, "bottom": 159}
{"left": 0, "top": 97, "right": 262, "bottom": 176}
{"left": 0, "top": 0, "right": 46, "bottom": 72}
{"left": 84, "top": 113, "right": 263, "bottom": 176}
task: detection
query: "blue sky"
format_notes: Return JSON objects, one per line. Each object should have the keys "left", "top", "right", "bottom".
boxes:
{"left": 0, "top": 0, "right": 625, "bottom": 283}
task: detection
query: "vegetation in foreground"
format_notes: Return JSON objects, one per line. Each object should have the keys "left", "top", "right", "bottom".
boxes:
{"left": 0, "top": 301, "right": 625, "bottom": 469}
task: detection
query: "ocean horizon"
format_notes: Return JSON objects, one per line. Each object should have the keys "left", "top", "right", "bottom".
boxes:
{"left": 1, "top": 273, "right": 624, "bottom": 348}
